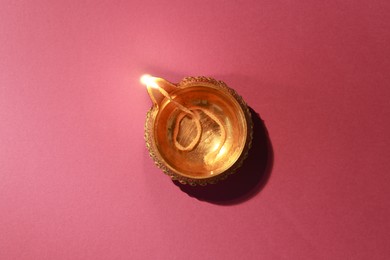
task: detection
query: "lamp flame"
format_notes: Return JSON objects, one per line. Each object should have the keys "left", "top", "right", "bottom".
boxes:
{"left": 140, "top": 74, "right": 159, "bottom": 89}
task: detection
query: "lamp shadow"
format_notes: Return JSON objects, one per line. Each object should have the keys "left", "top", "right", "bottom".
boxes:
{"left": 173, "top": 107, "right": 273, "bottom": 205}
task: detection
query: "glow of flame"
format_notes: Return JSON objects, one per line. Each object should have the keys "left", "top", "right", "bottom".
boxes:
{"left": 211, "top": 142, "right": 227, "bottom": 157}
{"left": 140, "top": 74, "right": 159, "bottom": 89}
{"left": 218, "top": 146, "right": 227, "bottom": 157}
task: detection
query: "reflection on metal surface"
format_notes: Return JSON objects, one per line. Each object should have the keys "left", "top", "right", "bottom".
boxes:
{"left": 143, "top": 76, "right": 253, "bottom": 185}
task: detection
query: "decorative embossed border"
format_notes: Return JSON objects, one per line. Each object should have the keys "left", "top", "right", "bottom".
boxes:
{"left": 144, "top": 77, "right": 253, "bottom": 186}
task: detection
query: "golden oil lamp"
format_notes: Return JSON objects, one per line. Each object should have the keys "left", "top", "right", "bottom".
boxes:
{"left": 142, "top": 75, "right": 253, "bottom": 185}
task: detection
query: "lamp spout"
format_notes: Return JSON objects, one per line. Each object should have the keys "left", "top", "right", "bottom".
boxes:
{"left": 140, "top": 75, "right": 177, "bottom": 107}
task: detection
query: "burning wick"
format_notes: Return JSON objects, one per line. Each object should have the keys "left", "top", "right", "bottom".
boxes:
{"left": 140, "top": 74, "right": 192, "bottom": 114}
{"left": 141, "top": 75, "right": 226, "bottom": 158}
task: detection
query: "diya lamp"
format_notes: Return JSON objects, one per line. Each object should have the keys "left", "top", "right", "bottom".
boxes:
{"left": 142, "top": 75, "right": 253, "bottom": 185}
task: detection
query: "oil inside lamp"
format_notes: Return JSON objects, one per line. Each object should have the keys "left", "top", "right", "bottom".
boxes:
{"left": 141, "top": 75, "right": 252, "bottom": 185}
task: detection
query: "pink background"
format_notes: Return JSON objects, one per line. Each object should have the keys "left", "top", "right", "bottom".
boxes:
{"left": 1, "top": 0, "right": 390, "bottom": 259}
